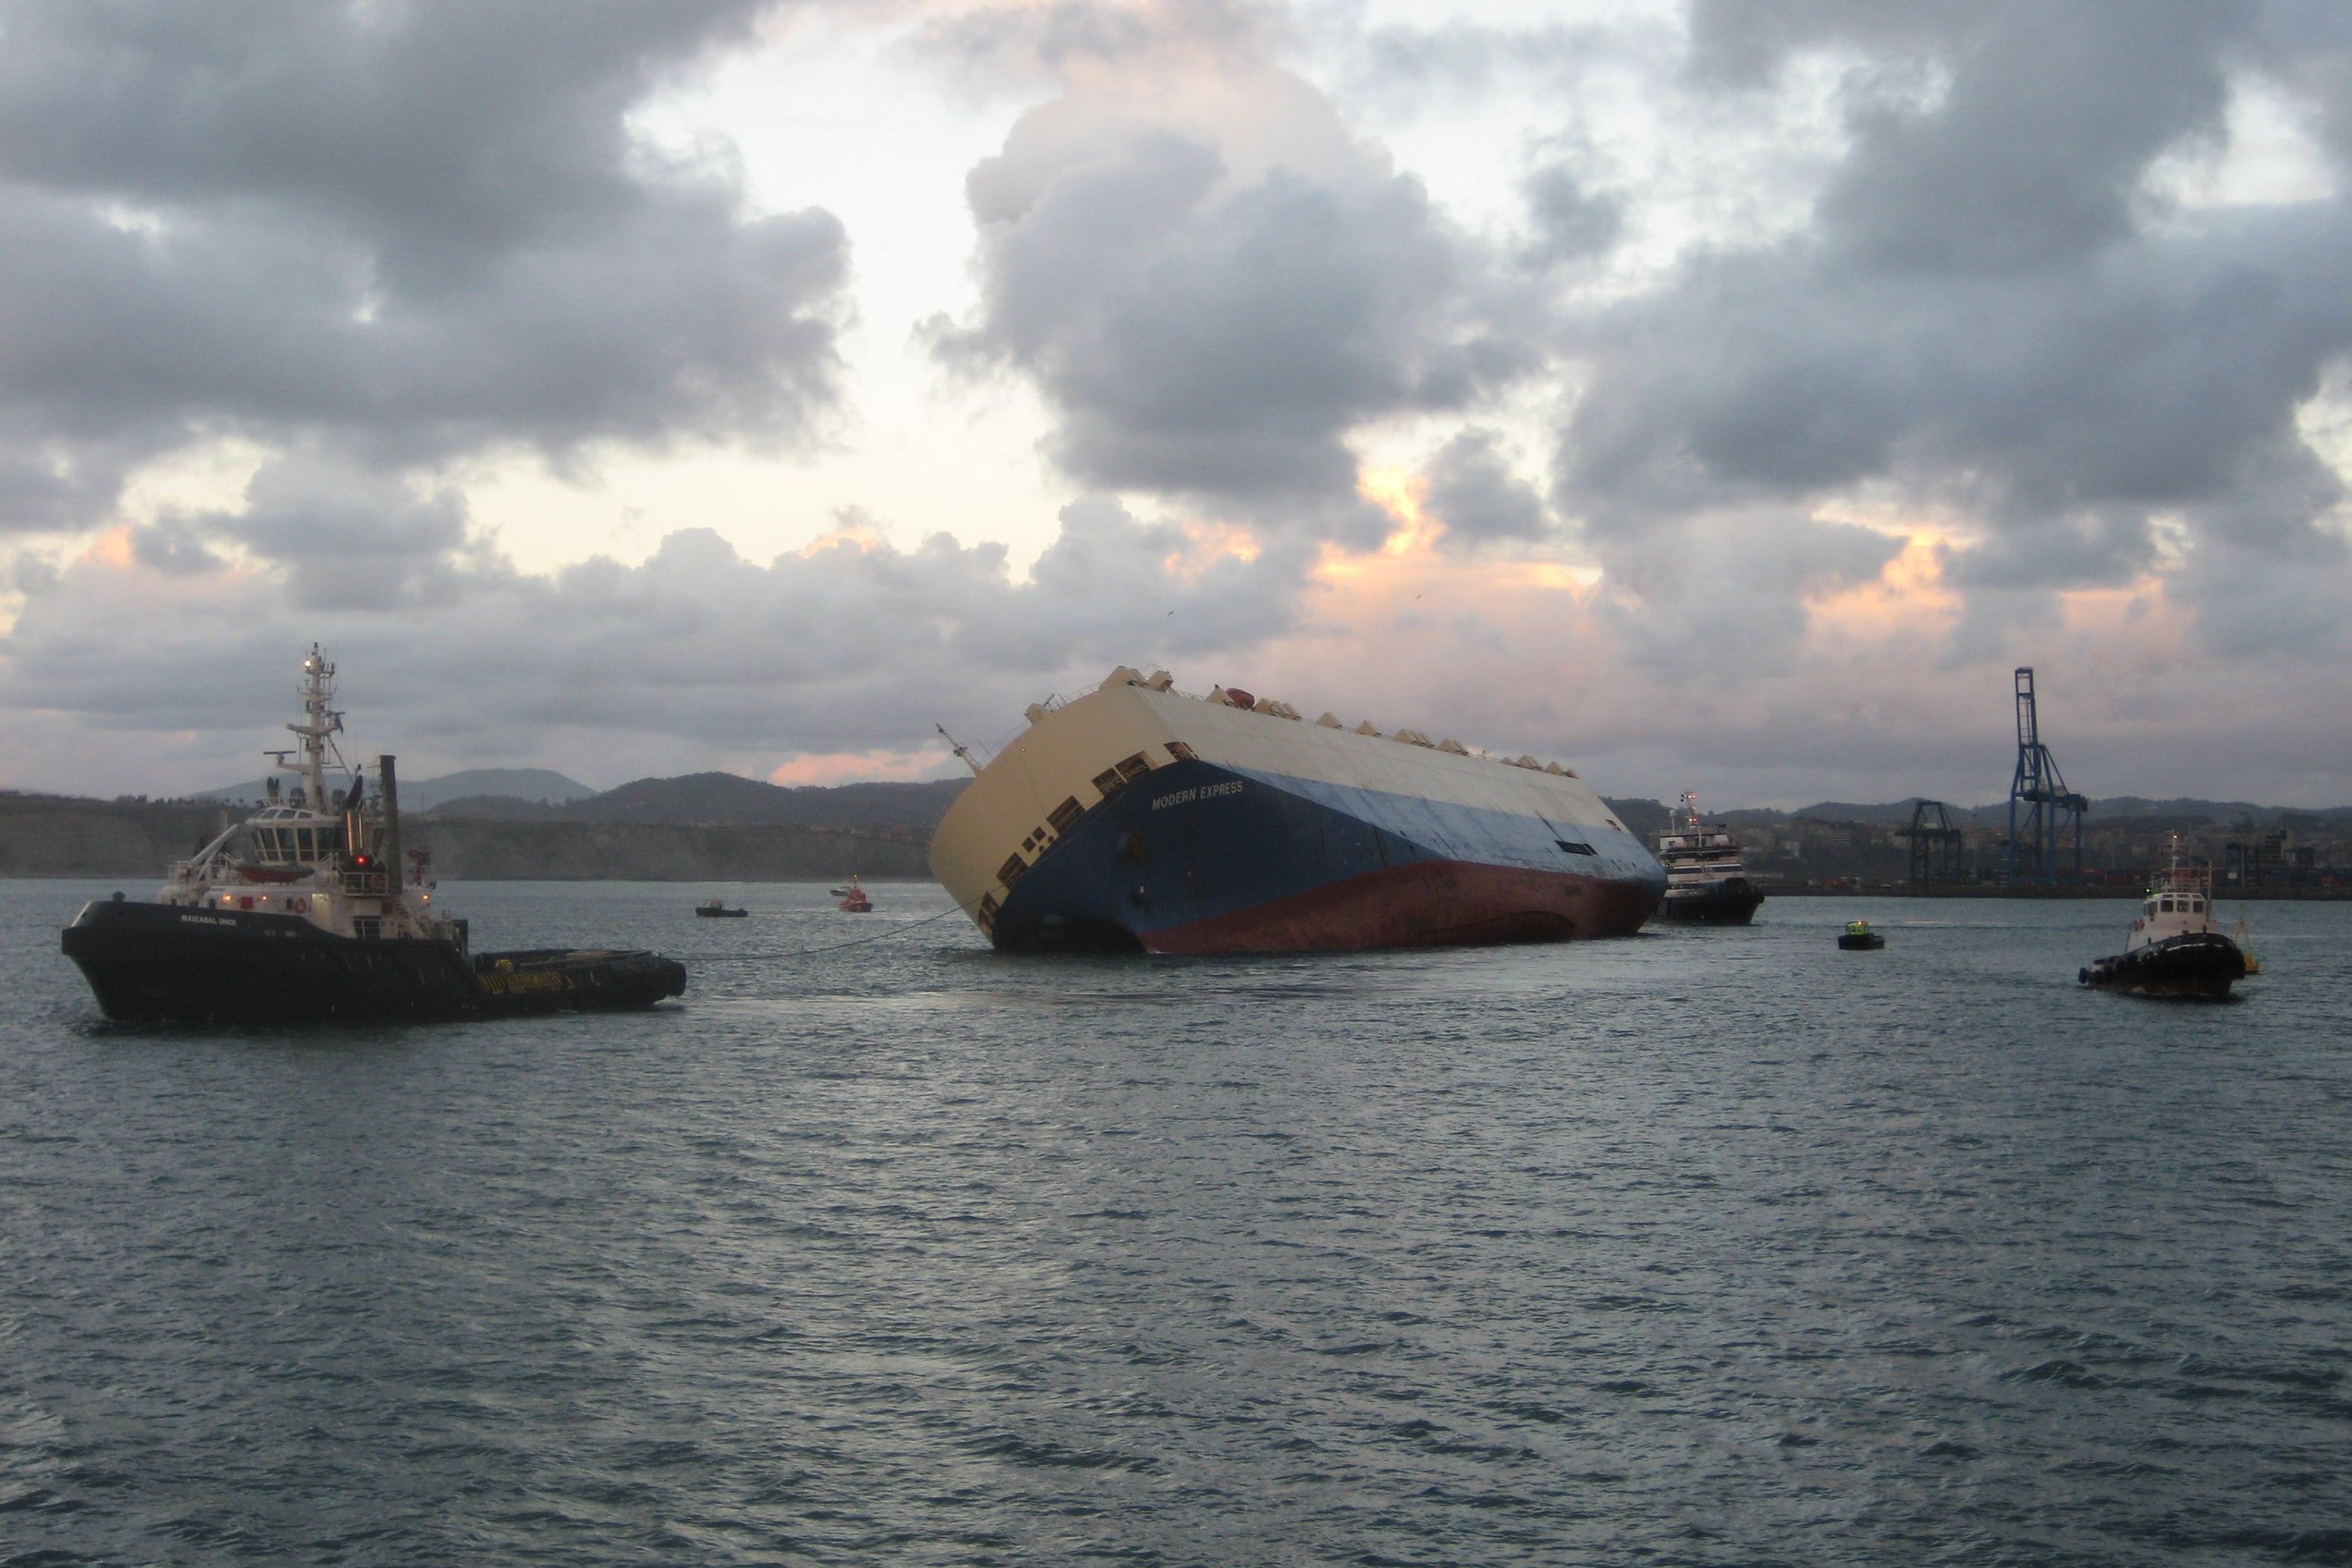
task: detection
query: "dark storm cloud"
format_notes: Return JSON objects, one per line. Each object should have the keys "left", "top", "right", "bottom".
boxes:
{"left": 0, "top": 0, "right": 850, "bottom": 531}
{"left": 1553, "top": 0, "right": 2352, "bottom": 661}
{"left": 1519, "top": 167, "right": 1624, "bottom": 270}
{"left": 1423, "top": 429, "right": 1553, "bottom": 552}
{"left": 126, "top": 517, "right": 223, "bottom": 578}
{"left": 928, "top": 56, "right": 1535, "bottom": 512}
{"left": 189, "top": 459, "right": 474, "bottom": 609}
{"left": 1810, "top": 6, "right": 2246, "bottom": 274}
{"left": 0, "top": 416, "right": 133, "bottom": 536}
{"left": 1940, "top": 507, "right": 2155, "bottom": 591}
{"left": 1597, "top": 513, "right": 1901, "bottom": 679}
{"left": 0, "top": 0, "right": 764, "bottom": 270}
{"left": 2254, "top": 2, "right": 2352, "bottom": 174}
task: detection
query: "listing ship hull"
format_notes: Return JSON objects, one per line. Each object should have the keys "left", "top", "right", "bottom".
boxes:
{"left": 2079, "top": 931, "right": 2244, "bottom": 1000}
{"left": 933, "top": 676, "right": 1664, "bottom": 956}
{"left": 1657, "top": 878, "right": 1765, "bottom": 925}
{"left": 63, "top": 899, "right": 686, "bottom": 1026}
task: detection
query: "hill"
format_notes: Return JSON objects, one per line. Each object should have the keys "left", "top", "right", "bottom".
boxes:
{"left": 0, "top": 787, "right": 926, "bottom": 880}
{"left": 1601, "top": 796, "right": 1671, "bottom": 836}
{"left": 424, "top": 773, "right": 968, "bottom": 831}
{"left": 199, "top": 767, "right": 595, "bottom": 812}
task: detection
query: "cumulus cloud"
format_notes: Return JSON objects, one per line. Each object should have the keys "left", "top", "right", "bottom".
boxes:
{"left": 0, "top": 0, "right": 849, "bottom": 534}
{"left": 1551, "top": 0, "right": 2352, "bottom": 671}
{"left": 925, "top": 20, "right": 1536, "bottom": 511}
{"left": 0, "top": 485, "right": 1313, "bottom": 791}
{"left": 1422, "top": 429, "right": 1554, "bottom": 552}
{"left": 167, "top": 458, "right": 477, "bottom": 609}
{"left": 1597, "top": 513, "right": 1904, "bottom": 680}
{"left": 1519, "top": 167, "right": 1624, "bottom": 270}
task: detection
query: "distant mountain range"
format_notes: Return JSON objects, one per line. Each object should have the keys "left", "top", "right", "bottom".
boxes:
{"left": 427, "top": 772, "right": 967, "bottom": 834}
{"left": 198, "top": 768, "right": 596, "bottom": 813}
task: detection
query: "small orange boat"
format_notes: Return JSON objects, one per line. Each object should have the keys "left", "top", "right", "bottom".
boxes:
{"left": 837, "top": 878, "right": 872, "bottom": 913}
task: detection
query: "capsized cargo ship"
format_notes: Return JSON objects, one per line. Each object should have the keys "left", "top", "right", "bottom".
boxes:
{"left": 930, "top": 667, "right": 1664, "bottom": 954}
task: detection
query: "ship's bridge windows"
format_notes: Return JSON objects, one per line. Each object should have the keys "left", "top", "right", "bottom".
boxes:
{"left": 2161, "top": 896, "right": 2176, "bottom": 912}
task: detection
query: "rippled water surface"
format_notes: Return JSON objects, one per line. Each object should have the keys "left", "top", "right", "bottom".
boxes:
{"left": 4, "top": 880, "right": 2349, "bottom": 1566}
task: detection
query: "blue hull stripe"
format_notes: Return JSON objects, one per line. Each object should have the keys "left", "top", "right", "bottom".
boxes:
{"left": 993, "top": 760, "right": 1664, "bottom": 951}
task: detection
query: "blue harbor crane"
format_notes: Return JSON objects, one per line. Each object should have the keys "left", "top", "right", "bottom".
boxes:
{"left": 2006, "top": 666, "right": 2088, "bottom": 884}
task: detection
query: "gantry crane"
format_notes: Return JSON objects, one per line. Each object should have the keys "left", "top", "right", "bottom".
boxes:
{"left": 2006, "top": 666, "right": 2088, "bottom": 884}
{"left": 1898, "top": 800, "right": 1966, "bottom": 887}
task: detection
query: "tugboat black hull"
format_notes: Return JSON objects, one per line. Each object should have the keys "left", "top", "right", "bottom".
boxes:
{"left": 1658, "top": 879, "right": 1765, "bottom": 924}
{"left": 2079, "top": 931, "right": 2244, "bottom": 1000}
{"left": 62, "top": 900, "right": 685, "bottom": 1026}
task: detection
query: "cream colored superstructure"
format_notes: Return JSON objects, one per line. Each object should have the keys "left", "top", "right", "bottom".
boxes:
{"left": 930, "top": 666, "right": 1638, "bottom": 934}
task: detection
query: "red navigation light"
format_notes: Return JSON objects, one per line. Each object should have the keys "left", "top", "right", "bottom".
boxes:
{"left": 353, "top": 853, "right": 371, "bottom": 866}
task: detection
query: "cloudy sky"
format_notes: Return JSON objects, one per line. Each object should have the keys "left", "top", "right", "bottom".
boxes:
{"left": 3, "top": 0, "right": 2349, "bottom": 808}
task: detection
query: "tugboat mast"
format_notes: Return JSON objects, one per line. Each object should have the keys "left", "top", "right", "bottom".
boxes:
{"left": 287, "top": 644, "right": 344, "bottom": 808}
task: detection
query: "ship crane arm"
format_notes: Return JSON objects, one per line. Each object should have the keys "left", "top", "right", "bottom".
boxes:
{"left": 936, "top": 723, "right": 985, "bottom": 777}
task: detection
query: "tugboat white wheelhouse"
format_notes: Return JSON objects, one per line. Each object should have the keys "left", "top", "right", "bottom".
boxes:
{"left": 930, "top": 667, "right": 1664, "bottom": 955}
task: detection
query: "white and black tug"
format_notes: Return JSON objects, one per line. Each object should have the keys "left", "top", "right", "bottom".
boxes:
{"left": 2078, "top": 845, "right": 2246, "bottom": 1000}
{"left": 61, "top": 647, "right": 686, "bottom": 1026}
{"left": 1655, "top": 792, "right": 1766, "bottom": 925}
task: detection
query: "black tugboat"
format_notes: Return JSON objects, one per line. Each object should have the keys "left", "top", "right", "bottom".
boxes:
{"left": 61, "top": 648, "right": 687, "bottom": 1026}
{"left": 2079, "top": 846, "right": 2245, "bottom": 1000}
{"left": 1655, "top": 794, "right": 1766, "bottom": 924}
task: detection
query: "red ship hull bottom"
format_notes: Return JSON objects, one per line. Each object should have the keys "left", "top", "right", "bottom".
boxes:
{"left": 1140, "top": 860, "right": 1659, "bottom": 956}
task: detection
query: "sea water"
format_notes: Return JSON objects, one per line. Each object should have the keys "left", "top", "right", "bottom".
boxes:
{"left": 3, "top": 880, "right": 2347, "bottom": 1566}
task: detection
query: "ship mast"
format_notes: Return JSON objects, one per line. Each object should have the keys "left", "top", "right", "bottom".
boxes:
{"left": 288, "top": 644, "right": 344, "bottom": 809}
